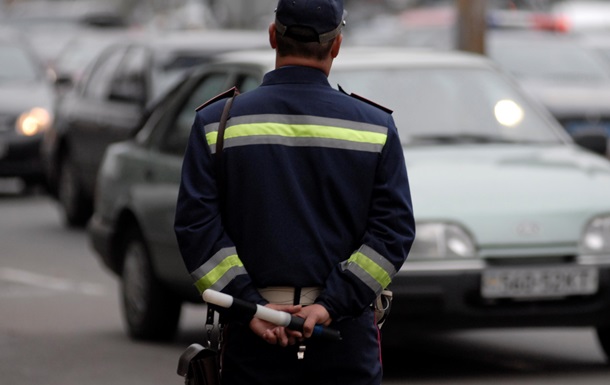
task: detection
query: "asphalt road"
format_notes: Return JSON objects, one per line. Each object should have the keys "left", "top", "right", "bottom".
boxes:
{"left": 1, "top": 183, "right": 610, "bottom": 385}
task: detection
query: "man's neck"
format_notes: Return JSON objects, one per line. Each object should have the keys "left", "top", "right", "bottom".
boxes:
{"left": 275, "top": 56, "right": 332, "bottom": 76}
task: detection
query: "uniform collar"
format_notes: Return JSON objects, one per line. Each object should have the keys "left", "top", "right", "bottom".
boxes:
{"left": 262, "top": 66, "right": 331, "bottom": 87}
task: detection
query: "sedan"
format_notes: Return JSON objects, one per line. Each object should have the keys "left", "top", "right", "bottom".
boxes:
{"left": 88, "top": 47, "right": 610, "bottom": 363}
{"left": 41, "top": 29, "right": 267, "bottom": 227}
{"left": 0, "top": 28, "right": 56, "bottom": 189}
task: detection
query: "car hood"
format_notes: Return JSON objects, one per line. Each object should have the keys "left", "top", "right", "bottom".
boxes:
{"left": 405, "top": 144, "right": 610, "bottom": 247}
{"left": 518, "top": 79, "right": 610, "bottom": 117}
{"left": 0, "top": 81, "right": 55, "bottom": 114}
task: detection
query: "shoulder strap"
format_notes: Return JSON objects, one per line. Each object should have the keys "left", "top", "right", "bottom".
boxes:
{"left": 216, "top": 91, "right": 239, "bottom": 158}
{"left": 196, "top": 86, "right": 240, "bottom": 112}
{"left": 337, "top": 84, "right": 393, "bottom": 114}
{"left": 215, "top": 87, "right": 240, "bottom": 209}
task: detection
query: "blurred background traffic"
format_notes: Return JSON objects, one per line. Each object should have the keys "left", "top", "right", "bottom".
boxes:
{"left": 3, "top": 1, "right": 610, "bottom": 384}
{"left": 3, "top": 0, "right": 610, "bottom": 196}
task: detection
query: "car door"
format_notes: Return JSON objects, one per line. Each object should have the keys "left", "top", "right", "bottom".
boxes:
{"left": 139, "top": 66, "right": 265, "bottom": 296}
{"left": 71, "top": 44, "right": 149, "bottom": 195}
{"left": 134, "top": 70, "right": 238, "bottom": 296}
{"left": 64, "top": 45, "right": 127, "bottom": 195}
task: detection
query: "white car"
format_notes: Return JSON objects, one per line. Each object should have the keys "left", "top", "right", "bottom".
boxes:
{"left": 89, "top": 47, "right": 610, "bottom": 363}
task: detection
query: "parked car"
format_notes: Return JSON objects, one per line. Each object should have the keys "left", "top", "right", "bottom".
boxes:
{"left": 0, "top": 0, "right": 129, "bottom": 67}
{"left": 49, "top": 30, "right": 128, "bottom": 95}
{"left": 41, "top": 29, "right": 267, "bottom": 227}
{"left": 0, "top": 28, "right": 56, "bottom": 189}
{"left": 487, "top": 30, "right": 610, "bottom": 157}
{"left": 88, "top": 46, "right": 610, "bottom": 358}
{"left": 550, "top": 0, "right": 610, "bottom": 34}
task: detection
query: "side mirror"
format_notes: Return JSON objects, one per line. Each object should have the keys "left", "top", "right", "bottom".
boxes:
{"left": 571, "top": 128, "right": 608, "bottom": 157}
{"left": 54, "top": 73, "right": 73, "bottom": 89}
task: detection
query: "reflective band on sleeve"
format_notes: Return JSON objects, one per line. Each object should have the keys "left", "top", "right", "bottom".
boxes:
{"left": 204, "top": 114, "right": 387, "bottom": 154}
{"left": 204, "top": 122, "right": 220, "bottom": 152}
{"left": 341, "top": 245, "right": 397, "bottom": 295}
{"left": 191, "top": 247, "right": 246, "bottom": 293}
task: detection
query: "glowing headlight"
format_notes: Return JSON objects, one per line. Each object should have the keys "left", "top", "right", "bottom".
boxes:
{"left": 16, "top": 108, "right": 52, "bottom": 136}
{"left": 581, "top": 216, "right": 610, "bottom": 253}
{"left": 410, "top": 222, "right": 476, "bottom": 259}
{"left": 494, "top": 99, "right": 524, "bottom": 127}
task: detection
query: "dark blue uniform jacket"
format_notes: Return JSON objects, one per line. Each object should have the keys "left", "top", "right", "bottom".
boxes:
{"left": 175, "top": 65, "right": 415, "bottom": 321}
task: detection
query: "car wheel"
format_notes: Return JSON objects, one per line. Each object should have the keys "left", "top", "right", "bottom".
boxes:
{"left": 57, "top": 156, "right": 91, "bottom": 227}
{"left": 596, "top": 326, "right": 610, "bottom": 360}
{"left": 121, "top": 227, "right": 181, "bottom": 341}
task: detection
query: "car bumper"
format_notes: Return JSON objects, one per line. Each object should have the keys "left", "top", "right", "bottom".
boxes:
{"left": 87, "top": 214, "right": 120, "bottom": 274}
{"left": 0, "top": 134, "right": 44, "bottom": 181}
{"left": 386, "top": 256, "right": 610, "bottom": 332}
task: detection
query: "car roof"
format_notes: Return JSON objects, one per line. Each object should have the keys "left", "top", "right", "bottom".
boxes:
{"left": 99, "top": 29, "right": 270, "bottom": 70}
{"left": 213, "top": 46, "right": 496, "bottom": 71}
{"left": 112, "top": 29, "right": 269, "bottom": 53}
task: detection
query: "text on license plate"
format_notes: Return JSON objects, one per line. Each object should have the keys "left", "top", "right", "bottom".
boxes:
{"left": 481, "top": 266, "right": 599, "bottom": 299}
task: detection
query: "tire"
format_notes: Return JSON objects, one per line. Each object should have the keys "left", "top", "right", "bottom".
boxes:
{"left": 596, "top": 326, "right": 610, "bottom": 361}
{"left": 57, "top": 156, "right": 91, "bottom": 227}
{"left": 121, "top": 227, "right": 181, "bottom": 341}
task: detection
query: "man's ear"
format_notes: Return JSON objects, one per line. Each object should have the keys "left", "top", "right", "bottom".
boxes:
{"left": 331, "top": 34, "right": 343, "bottom": 58}
{"left": 269, "top": 23, "right": 277, "bottom": 49}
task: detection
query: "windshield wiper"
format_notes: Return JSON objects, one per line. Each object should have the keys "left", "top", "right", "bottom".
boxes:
{"left": 409, "top": 133, "right": 526, "bottom": 144}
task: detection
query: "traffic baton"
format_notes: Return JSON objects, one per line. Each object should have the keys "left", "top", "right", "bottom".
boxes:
{"left": 202, "top": 289, "right": 342, "bottom": 341}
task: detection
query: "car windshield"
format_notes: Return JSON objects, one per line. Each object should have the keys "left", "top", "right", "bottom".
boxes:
{"left": 329, "top": 67, "right": 564, "bottom": 146}
{"left": 0, "top": 44, "right": 40, "bottom": 83}
{"left": 488, "top": 40, "right": 610, "bottom": 82}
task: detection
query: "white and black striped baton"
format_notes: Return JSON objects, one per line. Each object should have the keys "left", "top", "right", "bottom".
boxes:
{"left": 202, "top": 289, "right": 342, "bottom": 341}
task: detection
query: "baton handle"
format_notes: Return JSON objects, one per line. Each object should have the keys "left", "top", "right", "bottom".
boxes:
{"left": 287, "top": 315, "right": 342, "bottom": 341}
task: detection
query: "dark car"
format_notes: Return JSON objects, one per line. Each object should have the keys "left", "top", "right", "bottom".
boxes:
{"left": 41, "top": 29, "right": 267, "bottom": 227}
{"left": 0, "top": 0, "right": 129, "bottom": 67}
{"left": 89, "top": 47, "right": 610, "bottom": 362}
{"left": 487, "top": 30, "right": 610, "bottom": 157}
{"left": 0, "top": 28, "right": 56, "bottom": 189}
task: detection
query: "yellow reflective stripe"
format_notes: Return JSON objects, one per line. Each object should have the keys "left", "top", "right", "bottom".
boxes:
{"left": 194, "top": 254, "right": 243, "bottom": 293}
{"left": 225, "top": 123, "right": 387, "bottom": 146}
{"left": 347, "top": 251, "right": 392, "bottom": 289}
{"left": 206, "top": 131, "right": 218, "bottom": 147}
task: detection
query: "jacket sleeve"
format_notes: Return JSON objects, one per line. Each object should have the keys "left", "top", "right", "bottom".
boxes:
{"left": 316, "top": 115, "right": 416, "bottom": 320}
{"left": 174, "top": 110, "right": 265, "bottom": 306}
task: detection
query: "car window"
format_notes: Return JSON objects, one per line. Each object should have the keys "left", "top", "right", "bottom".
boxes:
{"left": 159, "top": 73, "right": 230, "bottom": 155}
{"left": 83, "top": 46, "right": 126, "bottom": 100}
{"left": 238, "top": 74, "right": 261, "bottom": 92}
{"left": 488, "top": 41, "right": 610, "bottom": 82}
{"left": 0, "top": 43, "right": 41, "bottom": 82}
{"left": 330, "top": 67, "right": 564, "bottom": 145}
{"left": 109, "top": 45, "right": 149, "bottom": 104}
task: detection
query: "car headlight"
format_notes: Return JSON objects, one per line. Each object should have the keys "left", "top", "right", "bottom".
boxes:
{"left": 581, "top": 215, "right": 610, "bottom": 253}
{"left": 16, "top": 107, "right": 53, "bottom": 136}
{"left": 410, "top": 222, "right": 476, "bottom": 259}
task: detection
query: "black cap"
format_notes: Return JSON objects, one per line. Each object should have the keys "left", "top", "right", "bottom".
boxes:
{"left": 275, "top": 0, "right": 346, "bottom": 43}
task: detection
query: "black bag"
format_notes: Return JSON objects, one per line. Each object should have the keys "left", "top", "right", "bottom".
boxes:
{"left": 178, "top": 306, "right": 222, "bottom": 385}
{"left": 177, "top": 343, "right": 220, "bottom": 385}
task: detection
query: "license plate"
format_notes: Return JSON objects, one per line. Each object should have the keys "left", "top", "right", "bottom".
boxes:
{"left": 481, "top": 266, "right": 598, "bottom": 299}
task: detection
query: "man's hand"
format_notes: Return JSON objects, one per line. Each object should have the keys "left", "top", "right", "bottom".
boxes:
{"left": 249, "top": 303, "right": 302, "bottom": 347}
{"left": 294, "top": 304, "right": 332, "bottom": 338}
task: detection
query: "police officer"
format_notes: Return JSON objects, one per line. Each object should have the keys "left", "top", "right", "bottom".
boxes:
{"left": 174, "top": 0, "right": 415, "bottom": 384}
